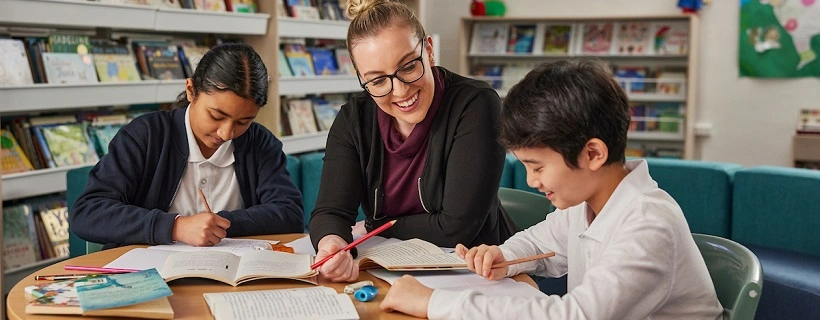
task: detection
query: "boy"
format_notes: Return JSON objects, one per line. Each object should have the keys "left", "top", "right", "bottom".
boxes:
{"left": 380, "top": 60, "right": 723, "bottom": 319}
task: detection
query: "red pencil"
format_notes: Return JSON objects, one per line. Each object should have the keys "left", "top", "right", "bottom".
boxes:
{"left": 310, "top": 220, "right": 397, "bottom": 270}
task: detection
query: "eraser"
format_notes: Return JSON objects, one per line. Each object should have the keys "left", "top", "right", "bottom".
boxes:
{"left": 354, "top": 285, "right": 378, "bottom": 302}
{"left": 344, "top": 280, "right": 374, "bottom": 294}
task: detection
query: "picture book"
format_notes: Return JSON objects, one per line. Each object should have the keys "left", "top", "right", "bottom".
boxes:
{"left": 0, "top": 39, "right": 35, "bottom": 86}
{"left": 470, "top": 23, "right": 509, "bottom": 54}
{"left": 652, "top": 103, "right": 683, "bottom": 133}
{"left": 308, "top": 47, "right": 339, "bottom": 75}
{"left": 797, "top": 109, "right": 820, "bottom": 133}
{"left": 612, "top": 22, "right": 653, "bottom": 55}
{"left": 355, "top": 238, "right": 467, "bottom": 271}
{"left": 1, "top": 129, "right": 34, "bottom": 174}
{"left": 90, "top": 42, "right": 141, "bottom": 82}
{"left": 334, "top": 48, "right": 355, "bottom": 75}
{"left": 2, "top": 204, "right": 39, "bottom": 270}
{"left": 38, "top": 204, "right": 70, "bottom": 258}
{"left": 204, "top": 287, "right": 359, "bottom": 320}
{"left": 286, "top": 98, "right": 319, "bottom": 135}
{"left": 472, "top": 64, "right": 504, "bottom": 89}
{"left": 614, "top": 67, "right": 648, "bottom": 93}
{"left": 312, "top": 100, "right": 339, "bottom": 131}
{"left": 41, "top": 53, "right": 99, "bottom": 84}
{"left": 277, "top": 49, "right": 293, "bottom": 77}
{"left": 105, "top": 248, "right": 318, "bottom": 286}
{"left": 653, "top": 21, "right": 689, "bottom": 55}
{"left": 507, "top": 24, "right": 536, "bottom": 53}
{"left": 581, "top": 22, "right": 614, "bottom": 54}
{"left": 48, "top": 34, "right": 91, "bottom": 54}
{"left": 39, "top": 123, "right": 100, "bottom": 167}
{"left": 656, "top": 71, "right": 686, "bottom": 95}
{"left": 25, "top": 269, "right": 174, "bottom": 319}
{"left": 180, "top": 44, "right": 210, "bottom": 74}
{"left": 285, "top": 51, "right": 315, "bottom": 77}
{"left": 542, "top": 24, "right": 573, "bottom": 54}
{"left": 230, "top": 0, "right": 258, "bottom": 13}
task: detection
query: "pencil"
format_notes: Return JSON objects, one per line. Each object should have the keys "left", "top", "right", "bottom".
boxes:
{"left": 64, "top": 265, "right": 140, "bottom": 273}
{"left": 35, "top": 273, "right": 118, "bottom": 281}
{"left": 491, "top": 252, "right": 556, "bottom": 269}
{"left": 311, "top": 220, "right": 397, "bottom": 270}
{"left": 198, "top": 188, "right": 213, "bottom": 213}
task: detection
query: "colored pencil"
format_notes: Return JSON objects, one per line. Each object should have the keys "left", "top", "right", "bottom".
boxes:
{"left": 63, "top": 265, "right": 140, "bottom": 273}
{"left": 310, "top": 220, "right": 397, "bottom": 270}
{"left": 491, "top": 252, "right": 556, "bottom": 269}
{"left": 35, "top": 273, "right": 118, "bottom": 281}
{"left": 198, "top": 188, "right": 213, "bottom": 213}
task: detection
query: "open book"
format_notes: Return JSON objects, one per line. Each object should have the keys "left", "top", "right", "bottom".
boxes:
{"left": 204, "top": 287, "right": 359, "bottom": 320}
{"left": 25, "top": 269, "right": 174, "bottom": 319}
{"left": 354, "top": 238, "right": 467, "bottom": 271}
{"left": 106, "top": 248, "right": 318, "bottom": 286}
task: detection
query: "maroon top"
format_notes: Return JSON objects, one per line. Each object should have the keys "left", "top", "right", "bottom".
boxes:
{"left": 377, "top": 67, "right": 445, "bottom": 217}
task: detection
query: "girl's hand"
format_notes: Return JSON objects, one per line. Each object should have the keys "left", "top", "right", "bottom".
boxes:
{"left": 462, "top": 244, "right": 508, "bottom": 280}
{"left": 381, "top": 275, "right": 433, "bottom": 318}
{"left": 316, "top": 235, "right": 359, "bottom": 282}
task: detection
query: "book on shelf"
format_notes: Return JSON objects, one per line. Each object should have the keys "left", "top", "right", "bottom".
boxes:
{"left": 204, "top": 287, "right": 359, "bottom": 320}
{"left": 90, "top": 40, "right": 141, "bottom": 82}
{"left": 612, "top": 22, "right": 653, "bottom": 55}
{"left": 580, "top": 22, "right": 614, "bottom": 55}
{"left": 277, "top": 49, "right": 294, "bottom": 77}
{"left": 1, "top": 129, "right": 35, "bottom": 174}
{"left": 226, "top": 0, "right": 258, "bottom": 13}
{"left": 472, "top": 64, "right": 504, "bottom": 89}
{"left": 25, "top": 269, "right": 174, "bottom": 319}
{"left": 355, "top": 238, "right": 467, "bottom": 271}
{"left": 470, "top": 23, "right": 509, "bottom": 54}
{"left": 105, "top": 247, "right": 319, "bottom": 286}
{"left": 38, "top": 122, "right": 100, "bottom": 167}
{"left": 48, "top": 34, "right": 91, "bottom": 54}
{"left": 656, "top": 71, "right": 686, "bottom": 95}
{"left": 334, "top": 48, "right": 356, "bottom": 75}
{"left": 797, "top": 109, "right": 820, "bottom": 133}
{"left": 193, "top": 0, "right": 227, "bottom": 11}
{"left": 312, "top": 99, "right": 340, "bottom": 131}
{"left": 285, "top": 51, "right": 315, "bottom": 77}
{"left": 291, "top": 4, "right": 322, "bottom": 19}
{"left": 286, "top": 98, "right": 320, "bottom": 135}
{"left": 0, "top": 38, "right": 35, "bottom": 86}
{"left": 2, "top": 204, "right": 40, "bottom": 270}
{"left": 542, "top": 24, "right": 573, "bottom": 54}
{"left": 37, "top": 202, "right": 70, "bottom": 259}
{"left": 653, "top": 21, "right": 689, "bottom": 55}
{"left": 507, "top": 24, "right": 536, "bottom": 53}
{"left": 614, "top": 66, "right": 648, "bottom": 93}
{"left": 308, "top": 47, "right": 339, "bottom": 75}
{"left": 41, "top": 53, "right": 99, "bottom": 84}
{"left": 317, "top": 0, "right": 346, "bottom": 21}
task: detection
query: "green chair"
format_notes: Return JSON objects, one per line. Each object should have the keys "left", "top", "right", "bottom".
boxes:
{"left": 67, "top": 166, "right": 104, "bottom": 257}
{"left": 693, "top": 233, "right": 763, "bottom": 320}
{"left": 497, "top": 187, "right": 552, "bottom": 230}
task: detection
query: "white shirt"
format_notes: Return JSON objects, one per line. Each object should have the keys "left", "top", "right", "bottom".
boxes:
{"left": 428, "top": 160, "right": 723, "bottom": 320}
{"left": 168, "top": 107, "right": 243, "bottom": 216}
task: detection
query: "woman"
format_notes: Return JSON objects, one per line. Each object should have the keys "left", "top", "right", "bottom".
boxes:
{"left": 70, "top": 43, "right": 304, "bottom": 249}
{"left": 309, "top": 0, "right": 516, "bottom": 282}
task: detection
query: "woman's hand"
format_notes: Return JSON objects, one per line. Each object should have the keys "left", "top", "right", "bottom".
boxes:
{"left": 456, "top": 243, "right": 508, "bottom": 280}
{"left": 172, "top": 212, "right": 230, "bottom": 246}
{"left": 316, "top": 235, "right": 359, "bottom": 282}
{"left": 380, "top": 275, "right": 433, "bottom": 318}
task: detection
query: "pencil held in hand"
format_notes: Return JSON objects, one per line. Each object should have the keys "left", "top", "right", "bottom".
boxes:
{"left": 311, "top": 220, "right": 397, "bottom": 270}
{"left": 491, "top": 252, "right": 556, "bottom": 269}
{"left": 198, "top": 188, "right": 213, "bottom": 213}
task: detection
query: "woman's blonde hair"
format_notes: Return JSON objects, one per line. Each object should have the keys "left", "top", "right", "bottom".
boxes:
{"left": 345, "top": 0, "right": 425, "bottom": 53}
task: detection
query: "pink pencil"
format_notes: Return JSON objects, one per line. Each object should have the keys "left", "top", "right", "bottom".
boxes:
{"left": 64, "top": 265, "right": 140, "bottom": 273}
{"left": 311, "top": 220, "right": 396, "bottom": 270}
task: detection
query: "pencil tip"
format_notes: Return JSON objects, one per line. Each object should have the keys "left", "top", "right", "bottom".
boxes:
{"left": 389, "top": 220, "right": 397, "bottom": 225}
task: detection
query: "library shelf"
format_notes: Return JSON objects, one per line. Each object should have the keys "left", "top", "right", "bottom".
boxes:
{"left": 2, "top": 164, "right": 89, "bottom": 201}
{"left": 279, "top": 76, "right": 360, "bottom": 96}
{"left": 278, "top": 17, "right": 349, "bottom": 40}
{"left": 0, "top": 80, "right": 186, "bottom": 113}
{"left": 280, "top": 131, "right": 330, "bottom": 155}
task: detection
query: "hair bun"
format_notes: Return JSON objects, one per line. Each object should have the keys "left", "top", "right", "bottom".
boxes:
{"left": 346, "top": 0, "right": 389, "bottom": 20}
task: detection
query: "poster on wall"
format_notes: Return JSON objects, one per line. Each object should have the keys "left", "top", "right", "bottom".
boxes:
{"left": 739, "top": 0, "right": 820, "bottom": 77}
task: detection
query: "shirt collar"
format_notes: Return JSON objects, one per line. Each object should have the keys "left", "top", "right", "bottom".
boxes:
{"left": 184, "top": 107, "right": 235, "bottom": 167}
{"left": 581, "top": 159, "right": 654, "bottom": 242}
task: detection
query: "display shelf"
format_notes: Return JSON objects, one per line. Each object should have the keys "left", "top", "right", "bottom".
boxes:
{"left": 280, "top": 131, "right": 329, "bottom": 155}
{"left": 279, "top": 76, "right": 360, "bottom": 96}
{"left": 0, "top": 81, "right": 185, "bottom": 113}
{"left": 278, "top": 17, "right": 349, "bottom": 40}
{"left": 155, "top": 7, "right": 269, "bottom": 35}
{"left": 2, "top": 164, "right": 88, "bottom": 201}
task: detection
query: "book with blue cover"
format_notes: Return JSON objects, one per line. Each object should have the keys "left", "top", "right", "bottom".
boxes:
{"left": 308, "top": 47, "right": 338, "bottom": 75}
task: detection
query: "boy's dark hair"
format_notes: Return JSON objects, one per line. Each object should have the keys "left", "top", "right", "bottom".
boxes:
{"left": 172, "top": 42, "right": 269, "bottom": 108}
{"left": 499, "top": 59, "right": 631, "bottom": 168}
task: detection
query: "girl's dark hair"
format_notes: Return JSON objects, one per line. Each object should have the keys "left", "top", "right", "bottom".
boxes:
{"left": 499, "top": 59, "right": 631, "bottom": 168}
{"left": 172, "top": 42, "right": 269, "bottom": 108}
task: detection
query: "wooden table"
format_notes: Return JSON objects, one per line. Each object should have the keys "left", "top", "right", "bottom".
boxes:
{"left": 7, "top": 234, "right": 537, "bottom": 319}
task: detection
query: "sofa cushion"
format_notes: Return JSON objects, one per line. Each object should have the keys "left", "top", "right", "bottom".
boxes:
{"left": 732, "top": 166, "right": 820, "bottom": 258}
{"left": 744, "top": 244, "right": 820, "bottom": 320}
{"left": 299, "top": 152, "right": 325, "bottom": 229}
{"left": 645, "top": 158, "right": 741, "bottom": 238}
{"left": 286, "top": 154, "right": 301, "bottom": 191}
{"left": 500, "top": 153, "right": 516, "bottom": 189}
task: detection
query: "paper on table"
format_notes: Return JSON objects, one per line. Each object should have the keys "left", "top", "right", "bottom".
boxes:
{"left": 149, "top": 238, "right": 279, "bottom": 255}
{"left": 368, "top": 269, "right": 547, "bottom": 299}
{"left": 203, "top": 287, "right": 358, "bottom": 320}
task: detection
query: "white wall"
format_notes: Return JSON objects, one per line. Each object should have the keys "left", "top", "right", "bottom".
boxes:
{"left": 424, "top": 0, "right": 820, "bottom": 167}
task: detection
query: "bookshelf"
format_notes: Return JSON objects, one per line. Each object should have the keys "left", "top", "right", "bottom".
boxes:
{"left": 459, "top": 15, "right": 700, "bottom": 159}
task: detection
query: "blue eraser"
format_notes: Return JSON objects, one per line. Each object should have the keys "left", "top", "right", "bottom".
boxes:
{"left": 354, "top": 285, "right": 378, "bottom": 302}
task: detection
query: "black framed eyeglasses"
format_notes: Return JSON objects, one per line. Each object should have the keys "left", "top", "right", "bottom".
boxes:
{"left": 358, "top": 37, "right": 426, "bottom": 98}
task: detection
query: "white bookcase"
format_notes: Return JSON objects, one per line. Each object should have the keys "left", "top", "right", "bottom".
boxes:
{"left": 460, "top": 15, "right": 699, "bottom": 159}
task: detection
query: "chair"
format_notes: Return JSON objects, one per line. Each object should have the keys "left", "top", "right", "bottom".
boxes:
{"left": 497, "top": 187, "right": 552, "bottom": 230}
{"left": 693, "top": 233, "right": 763, "bottom": 320}
{"left": 67, "top": 165, "right": 104, "bottom": 257}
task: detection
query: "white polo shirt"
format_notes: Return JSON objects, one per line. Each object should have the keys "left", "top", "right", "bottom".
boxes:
{"left": 168, "top": 107, "right": 243, "bottom": 216}
{"left": 428, "top": 160, "right": 723, "bottom": 320}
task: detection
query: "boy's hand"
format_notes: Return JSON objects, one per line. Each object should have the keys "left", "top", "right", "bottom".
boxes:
{"left": 381, "top": 275, "right": 433, "bottom": 318}
{"left": 316, "top": 235, "right": 359, "bottom": 282}
{"left": 172, "top": 212, "right": 230, "bottom": 246}
{"left": 461, "top": 244, "right": 508, "bottom": 280}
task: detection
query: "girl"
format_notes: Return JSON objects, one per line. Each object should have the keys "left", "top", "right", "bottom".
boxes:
{"left": 309, "top": 0, "right": 517, "bottom": 282}
{"left": 70, "top": 43, "right": 304, "bottom": 249}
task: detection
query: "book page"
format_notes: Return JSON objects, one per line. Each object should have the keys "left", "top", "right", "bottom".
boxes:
{"left": 204, "top": 287, "right": 358, "bottom": 320}
{"left": 105, "top": 248, "right": 177, "bottom": 271}
{"left": 368, "top": 269, "right": 546, "bottom": 299}
{"left": 149, "top": 238, "right": 280, "bottom": 256}
{"left": 234, "top": 250, "right": 314, "bottom": 281}
{"left": 161, "top": 251, "right": 240, "bottom": 284}
{"left": 356, "top": 238, "right": 466, "bottom": 269}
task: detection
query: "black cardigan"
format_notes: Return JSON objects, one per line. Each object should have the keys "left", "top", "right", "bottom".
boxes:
{"left": 309, "top": 67, "right": 516, "bottom": 251}
{"left": 70, "top": 108, "right": 304, "bottom": 249}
